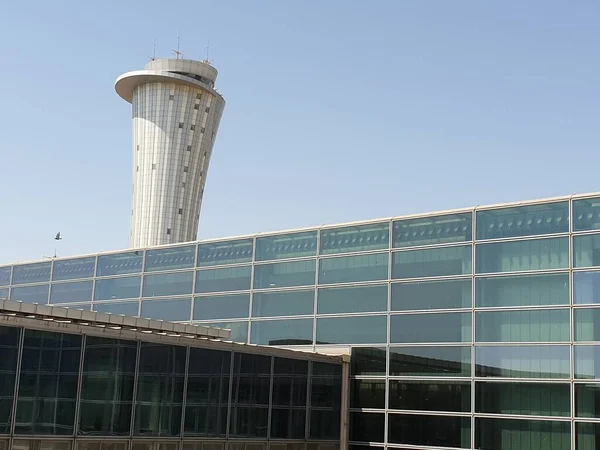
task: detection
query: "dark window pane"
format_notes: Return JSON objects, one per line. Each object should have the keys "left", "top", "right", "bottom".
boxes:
{"left": 392, "top": 245, "right": 472, "bottom": 279}
{"left": 575, "top": 384, "right": 600, "bottom": 418}
{"left": 52, "top": 257, "right": 96, "bottom": 281}
{"left": 393, "top": 213, "right": 472, "bottom": 248}
{"left": 142, "top": 271, "right": 193, "bottom": 297}
{"left": 94, "top": 276, "right": 141, "bottom": 301}
{"left": 97, "top": 251, "right": 143, "bottom": 276}
{"left": 0, "top": 266, "right": 11, "bottom": 286}
{"left": 576, "top": 422, "right": 600, "bottom": 450}
{"left": 318, "top": 284, "right": 387, "bottom": 314}
{"left": 50, "top": 281, "right": 93, "bottom": 304}
{"left": 392, "top": 279, "right": 471, "bottom": 311}
{"left": 195, "top": 266, "right": 251, "bottom": 293}
{"left": 252, "top": 290, "right": 314, "bottom": 317}
{"left": 349, "top": 413, "right": 384, "bottom": 443}
{"left": 0, "top": 326, "right": 20, "bottom": 434}
{"left": 197, "top": 239, "right": 253, "bottom": 267}
{"left": 10, "top": 284, "right": 49, "bottom": 304}
{"left": 319, "top": 253, "right": 388, "bottom": 285}
{"left": 389, "top": 346, "right": 471, "bottom": 377}
{"left": 270, "top": 408, "right": 306, "bottom": 439}
{"left": 12, "top": 262, "right": 51, "bottom": 285}
{"left": 476, "top": 237, "right": 569, "bottom": 273}
{"left": 140, "top": 298, "right": 191, "bottom": 322}
{"left": 255, "top": 232, "right": 317, "bottom": 261}
{"left": 477, "top": 273, "right": 569, "bottom": 308}
{"left": 195, "top": 321, "right": 248, "bottom": 343}
{"left": 476, "top": 202, "right": 569, "bottom": 240}
{"left": 309, "top": 409, "right": 340, "bottom": 440}
{"left": 389, "top": 380, "right": 470, "bottom": 412}
{"left": 475, "top": 418, "right": 570, "bottom": 450}
{"left": 271, "top": 358, "right": 308, "bottom": 439}
{"left": 93, "top": 301, "right": 139, "bottom": 316}
{"left": 476, "top": 382, "right": 570, "bottom": 416}
{"left": 388, "top": 414, "right": 470, "bottom": 448}
{"left": 144, "top": 246, "right": 195, "bottom": 272}
{"left": 253, "top": 260, "right": 316, "bottom": 289}
{"left": 193, "top": 294, "right": 249, "bottom": 320}
{"left": 351, "top": 347, "right": 386, "bottom": 376}
{"left": 321, "top": 223, "right": 389, "bottom": 255}
{"left": 317, "top": 316, "right": 387, "bottom": 345}
{"left": 574, "top": 197, "right": 600, "bottom": 232}
{"left": 310, "top": 363, "right": 342, "bottom": 440}
{"left": 476, "top": 345, "right": 570, "bottom": 378}
{"left": 477, "top": 309, "right": 570, "bottom": 342}
{"left": 574, "top": 308, "right": 600, "bottom": 341}
{"left": 350, "top": 380, "right": 385, "bottom": 409}
{"left": 390, "top": 312, "right": 471, "bottom": 343}
{"left": 250, "top": 319, "right": 313, "bottom": 345}
{"left": 575, "top": 271, "right": 600, "bottom": 304}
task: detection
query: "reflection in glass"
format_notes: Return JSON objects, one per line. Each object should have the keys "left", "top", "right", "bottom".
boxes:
{"left": 392, "top": 279, "right": 471, "bottom": 311}
{"left": 393, "top": 213, "right": 472, "bottom": 248}
{"left": 392, "top": 245, "right": 472, "bottom": 279}
{"left": 10, "top": 284, "right": 49, "bottom": 304}
{"left": 255, "top": 231, "right": 317, "bottom": 261}
{"left": 319, "top": 253, "right": 388, "bottom": 285}
{"left": 94, "top": 276, "right": 141, "bottom": 301}
{"left": 475, "top": 345, "right": 570, "bottom": 378}
{"left": 195, "top": 266, "right": 251, "bottom": 293}
{"left": 252, "top": 290, "right": 314, "bottom": 317}
{"left": 310, "top": 363, "right": 341, "bottom": 440}
{"left": 573, "top": 197, "right": 600, "bottom": 231}
{"left": 195, "top": 321, "right": 248, "bottom": 343}
{"left": 476, "top": 273, "right": 569, "bottom": 308}
{"left": 140, "top": 298, "right": 191, "bottom": 322}
{"left": 271, "top": 358, "right": 308, "bottom": 439}
{"left": 476, "top": 309, "right": 570, "bottom": 342}
{"left": 52, "top": 257, "right": 96, "bottom": 281}
{"left": 250, "top": 319, "right": 313, "bottom": 345}
{"left": 475, "top": 418, "right": 570, "bottom": 450}
{"left": 575, "top": 346, "right": 600, "bottom": 379}
{"left": 575, "top": 271, "right": 600, "bottom": 304}
{"left": 575, "top": 384, "right": 600, "bottom": 418}
{"left": 93, "top": 302, "right": 139, "bottom": 316}
{"left": 0, "top": 326, "right": 20, "bottom": 433}
{"left": 253, "top": 260, "right": 316, "bottom": 289}
{"left": 476, "top": 382, "right": 570, "bottom": 416}
{"left": 349, "top": 412, "right": 384, "bottom": 443}
{"left": 575, "top": 308, "right": 600, "bottom": 341}
{"left": 351, "top": 347, "right": 386, "bottom": 376}
{"left": 320, "top": 223, "right": 389, "bottom": 255}
{"left": 97, "top": 252, "right": 143, "bottom": 276}
{"left": 576, "top": 422, "right": 600, "bottom": 450}
{"left": 0, "top": 266, "right": 11, "bottom": 286}
{"left": 389, "top": 346, "right": 471, "bottom": 377}
{"left": 193, "top": 294, "right": 249, "bottom": 320}
{"left": 0, "top": 287, "right": 7, "bottom": 299}
{"left": 388, "top": 414, "right": 470, "bottom": 448}
{"left": 575, "top": 234, "right": 600, "bottom": 268}
{"left": 350, "top": 380, "right": 385, "bottom": 409}
{"left": 389, "top": 381, "right": 470, "bottom": 412}
{"left": 50, "top": 281, "right": 93, "bottom": 304}
{"left": 317, "top": 316, "right": 387, "bottom": 344}
{"left": 390, "top": 312, "right": 471, "bottom": 343}
{"left": 318, "top": 284, "right": 387, "bottom": 315}
{"left": 12, "top": 262, "right": 51, "bottom": 285}
{"left": 144, "top": 246, "right": 195, "bottom": 272}
{"left": 197, "top": 239, "right": 253, "bottom": 267}
{"left": 142, "top": 271, "right": 193, "bottom": 297}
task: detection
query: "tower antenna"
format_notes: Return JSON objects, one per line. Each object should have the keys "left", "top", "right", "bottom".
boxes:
{"left": 173, "top": 33, "right": 184, "bottom": 59}
{"left": 149, "top": 38, "right": 156, "bottom": 61}
{"left": 206, "top": 40, "right": 210, "bottom": 62}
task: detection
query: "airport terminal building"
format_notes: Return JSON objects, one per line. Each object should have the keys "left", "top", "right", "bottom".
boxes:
{"left": 3, "top": 193, "right": 600, "bottom": 450}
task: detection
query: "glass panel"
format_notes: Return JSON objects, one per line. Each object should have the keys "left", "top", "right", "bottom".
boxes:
{"left": 184, "top": 347, "right": 231, "bottom": 436}
{"left": 310, "top": 363, "right": 342, "bottom": 440}
{"left": 476, "top": 237, "right": 569, "bottom": 273}
{"left": 144, "top": 246, "right": 195, "bottom": 272}
{"left": 93, "top": 301, "right": 139, "bottom": 316}
{"left": 94, "top": 276, "right": 141, "bottom": 301}
{"left": 477, "top": 202, "right": 569, "bottom": 240}
{"left": 318, "top": 284, "right": 387, "bottom": 314}
{"left": 253, "top": 260, "right": 316, "bottom": 289}
{"left": 575, "top": 346, "right": 600, "bottom": 379}
{"left": 197, "top": 239, "right": 253, "bottom": 267}
{"left": 575, "top": 383, "right": 600, "bottom": 418}
{"left": 195, "top": 321, "right": 248, "bottom": 343}
{"left": 477, "top": 273, "right": 569, "bottom": 308}
{"left": 316, "top": 316, "right": 387, "bottom": 344}
{"left": 50, "top": 281, "right": 93, "bottom": 304}
{"left": 389, "top": 346, "right": 471, "bottom": 377}
{"left": 140, "top": 298, "right": 191, "bottom": 322}
{"left": 576, "top": 422, "right": 600, "bottom": 450}
{"left": 0, "top": 287, "right": 7, "bottom": 299}
{"left": 79, "top": 337, "right": 137, "bottom": 435}
{"left": 193, "top": 294, "right": 250, "bottom": 320}
{"left": 389, "top": 380, "right": 470, "bottom": 412}
{"left": 0, "top": 266, "right": 11, "bottom": 286}
{"left": 388, "top": 414, "right": 470, "bottom": 448}
{"left": 271, "top": 358, "right": 308, "bottom": 439}
{"left": 321, "top": 223, "right": 389, "bottom": 255}
{"left": 12, "top": 441, "right": 72, "bottom": 450}
{"left": 476, "top": 345, "right": 570, "bottom": 378}
{"left": 392, "top": 245, "right": 472, "bottom": 279}
{"left": 76, "top": 442, "right": 129, "bottom": 450}
{"left": 351, "top": 347, "right": 386, "bottom": 376}
{"left": 475, "top": 418, "right": 570, "bottom": 450}
{"left": 97, "top": 251, "right": 143, "bottom": 276}
{"left": 318, "top": 253, "right": 388, "bottom": 285}
{"left": 390, "top": 312, "right": 471, "bottom": 343}
{"left": 10, "top": 284, "right": 49, "bottom": 304}
{"left": 134, "top": 343, "right": 186, "bottom": 436}
{"left": 391, "top": 279, "right": 471, "bottom": 311}
{"left": 349, "top": 412, "right": 384, "bottom": 443}
{"left": 574, "top": 197, "right": 600, "bottom": 231}
{"left": 12, "top": 262, "right": 51, "bottom": 285}
{"left": 270, "top": 409, "right": 306, "bottom": 440}
{"left": 0, "top": 326, "right": 20, "bottom": 433}
{"left": 195, "top": 266, "right": 251, "bottom": 293}
{"left": 575, "top": 271, "right": 600, "bottom": 304}
{"left": 476, "top": 309, "right": 570, "bottom": 342}
{"left": 255, "top": 231, "right": 317, "bottom": 261}
{"left": 15, "top": 330, "right": 82, "bottom": 435}
{"left": 350, "top": 380, "right": 385, "bottom": 409}
{"left": 52, "top": 257, "right": 96, "bottom": 281}
{"left": 476, "top": 382, "right": 570, "bottom": 416}
{"left": 575, "top": 308, "right": 600, "bottom": 341}
{"left": 142, "top": 271, "right": 194, "bottom": 297}
{"left": 575, "top": 234, "right": 600, "bottom": 268}
{"left": 393, "top": 213, "right": 472, "bottom": 248}
{"left": 252, "top": 290, "right": 314, "bottom": 317}
{"left": 250, "top": 319, "right": 313, "bottom": 345}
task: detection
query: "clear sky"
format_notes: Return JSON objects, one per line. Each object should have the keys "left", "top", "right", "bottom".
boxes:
{"left": 0, "top": 1, "right": 598, "bottom": 264}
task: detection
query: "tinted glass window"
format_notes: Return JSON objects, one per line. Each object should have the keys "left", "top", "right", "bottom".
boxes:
{"left": 0, "top": 267, "right": 11, "bottom": 286}
{"left": 52, "top": 257, "right": 96, "bottom": 281}
{"left": 318, "top": 284, "right": 387, "bottom": 314}
{"left": 574, "top": 308, "right": 600, "bottom": 341}
{"left": 391, "top": 279, "right": 471, "bottom": 311}
{"left": 389, "top": 381, "right": 470, "bottom": 412}
{"left": 574, "top": 234, "right": 600, "bottom": 268}
{"left": 575, "top": 384, "right": 600, "bottom": 418}
{"left": 140, "top": 298, "right": 191, "bottom": 322}
{"left": 0, "top": 326, "right": 20, "bottom": 433}
{"left": 476, "top": 273, "right": 569, "bottom": 308}
{"left": 388, "top": 414, "right": 470, "bottom": 448}
{"left": 0, "top": 287, "right": 7, "bottom": 299}
{"left": 252, "top": 290, "right": 314, "bottom": 317}
{"left": 390, "top": 312, "right": 471, "bottom": 343}
{"left": 476, "top": 345, "right": 570, "bottom": 378}
{"left": 195, "top": 266, "right": 251, "bottom": 293}
{"left": 351, "top": 347, "right": 386, "bottom": 376}
{"left": 319, "top": 253, "right": 388, "bottom": 285}
{"left": 253, "top": 260, "right": 316, "bottom": 289}
{"left": 50, "top": 281, "right": 93, "bottom": 304}
{"left": 475, "top": 418, "right": 570, "bottom": 450}
{"left": 574, "top": 197, "right": 600, "bottom": 231}
{"left": 575, "top": 346, "right": 600, "bottom": 379}
{"left": 197, "top": 239, "right": 253, "bottom": 267}
{"left": 271, "top": 358, "right": 308, "bottom": 439}
{"left": 476, "top": 202, "right": 569, "bottom": 240}
{"left": 393, "top": 213, "right": 472, "bottom": 248}
{"left": 10, "top": 284, "right": 49, "bottom": 304}
{"left": 350, "top": 380, "right": 385, "bottom": 409}
{"left": 317, "top": 316, "right": 387, "bottom": 344}
{"left": 144, "top": 246, "right": 195, "bottom": 272}
{"left": 255, "top": 231, "right": 317, "bottom": 261}
{"left": 195, "top": 321, "right": 248, "bottom": 343}
{"left": 576, "top": 422, "right": 600, "bottom": 449}
{"left": 193, "top": 294, "right": 249, "bottom": 320}
{"left": 349, "top": 412, "right": 384, "bottom": 443}
{"left": 389, "top": 346, "right": 471, "bottom": 377}
{"left": 476, "top": 309, "right": 570, "bottom": 342}
{"left": 142, "top": 271, "right": 194, "bottom": 297}
{"left": 476, "top": 237, "right": 569, "bottom": 273}
{"left": 97, "top": 252, "right": 143, "bottom": 276}
{"left": 310, "top": 363, "right": 342, "bottom": 440}
{"left": 94, "top": 276, "right": 141, "bottom": 301}
{"left": 93, "top": 301, "right": 139, "bottom": 316}
{"left": 12, "top": 262, "right": 51, "bottom": 285}
{"left": 575, "top": 271, "right": 600, "bottom": 304}
{"left": 392, "top": 245, "right": 472, "bottom": 279}
{"left": 476, "top": 382, "right": 570, "bottom": 416}
{"left": 250, "top": 319, "right": 313, "bottom": 345}
{"left": 320, "top": 223, "right": 389, "bottom": 255}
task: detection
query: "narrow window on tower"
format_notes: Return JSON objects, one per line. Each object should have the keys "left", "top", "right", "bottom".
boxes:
{"left": 187, "top": 145, "right": 192, "bottom": 152}
{"left": 166, "top": 228, "right": 171, "bottom": 235}
{"left": 196, "top": 93, "right": 202, "bottom": 100}
{"left": 205, "top": 107, "right": 210, "bottom": 113}
{"left": 182, "top": 182, "right": 186, "bottom": 188}
{"left": 152, "top": 163, "right": 156, "bottom": 169}
{"left": 190, "top": 124, "right": 195, "bottom": 131}
{"left": 169, "top": 94, "right": 174, "bottom": 100}
{"left": 200, "top": 128, "right": 205, "bottom": 134}
{"left": 183, "top": 166, "right": 188, "bottom": 173}
{"left": 194, "top": 104, "right": 199, "bottom": 110}
{"left": 179, "top": 122, "right": 184, "bottom": 128}
{"left": 178, "top": 208, "right": 183, "bottom": 215}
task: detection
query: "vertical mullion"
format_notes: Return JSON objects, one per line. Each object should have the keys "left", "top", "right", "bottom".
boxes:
{"left": 267, "top": 356, "right": 275, "bottom": 440}
{"left": 180, "top": 346, "right": 191, "bottom": 445}
{"left": 129, "top": 341, "right": 142, "bottom": 438}
{"left": 305, "top": 361, "right": 312, "bottom": 441}
{"left": 569, "top": 197, "right": 576, "bottom": 450}
{"left": 190, "top": 244, "right": 199, "bottom": 323}
{"left": 225, "top": 351, "right": 235, "bottom": 439}
{"left": 471, "top": 208, "right": 477, "bottom": 449}
{"left": 248, "top": 237, "right": 257, "bottom": 344}
{"left": 9, "top": 326, "right": 25, "bottom": 446}
{"left": 385, "top": 219, "right": 393, "bottom": 447}
{"left": 313, "top": 229, "right": 321, "bottom": 351}
{"left": 138, "top": 250, "right": 147, "bottom": 317}
{"left": 73, "top": 334, "right": 87, "bottom": 438}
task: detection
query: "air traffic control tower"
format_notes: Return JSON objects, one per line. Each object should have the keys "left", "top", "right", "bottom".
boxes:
{"left": 115, "top": 58, "right": 225, "bottom": 248}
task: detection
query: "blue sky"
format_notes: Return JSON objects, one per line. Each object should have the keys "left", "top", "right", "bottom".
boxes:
{"left": 0, "top": 1, "right": 598, "bottom": 264}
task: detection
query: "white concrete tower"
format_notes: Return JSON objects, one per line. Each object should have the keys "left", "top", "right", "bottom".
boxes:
{"left": 115, "top": 58, "right": 225, "bottom": 248}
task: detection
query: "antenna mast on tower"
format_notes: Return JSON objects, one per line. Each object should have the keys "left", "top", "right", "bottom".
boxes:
{"left": 173, "top": 34, "right": 184, "bottom": 59}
